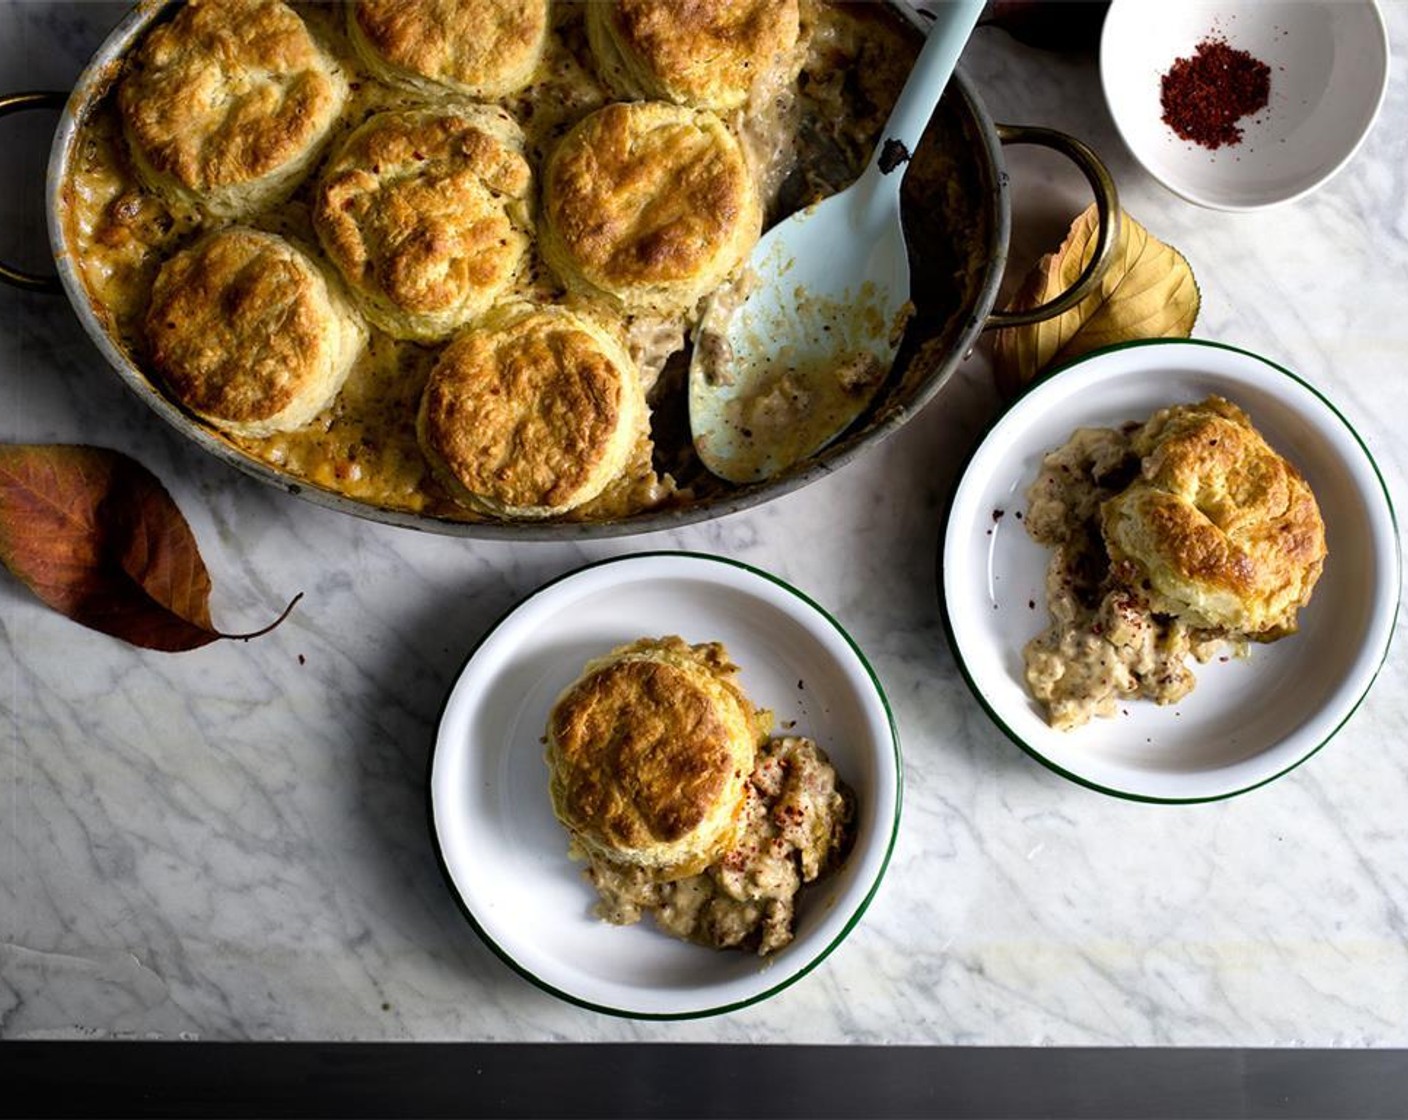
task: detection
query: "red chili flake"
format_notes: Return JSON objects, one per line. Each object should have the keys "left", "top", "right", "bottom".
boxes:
{"left": 1160, "top": 36, "right": 1271, "bottom": 150}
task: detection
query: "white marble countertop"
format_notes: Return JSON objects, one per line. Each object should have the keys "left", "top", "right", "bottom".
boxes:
{"left": 1, "top": 1, "right": 1404, "bottom": 1045}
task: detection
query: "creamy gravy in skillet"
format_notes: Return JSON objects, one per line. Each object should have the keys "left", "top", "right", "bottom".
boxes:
{"left": 62, "top": 2, "right": 973, "bottom": 523}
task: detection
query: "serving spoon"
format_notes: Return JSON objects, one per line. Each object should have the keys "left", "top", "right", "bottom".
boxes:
{"left": 688, "top": 0, "right": 987, "bottom": 484}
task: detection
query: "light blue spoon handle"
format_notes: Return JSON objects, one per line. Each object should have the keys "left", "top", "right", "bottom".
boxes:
{"left": 865, "top": 0, "right": 986, "bottom": 178}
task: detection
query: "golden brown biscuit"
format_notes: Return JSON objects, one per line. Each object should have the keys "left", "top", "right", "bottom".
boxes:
{"left": 416, "top": 302, "right": 647, "bottom": 519}
{"left": 546, "top": 636, "right": 769, "bottom": 879}
{"left": 348, "top": 0, "right": 549, "bottom": 100}
{"left": 539, "top": 101, "right": 761, "bottom": 317}
{"left": 145, "top": 228, "right": 367, "bottom": 439}
{"left": 1101, "top": 396, "right": 1327, "bottom": 637}
{"left": 587, "top": 0, "right": 802, "bottom": 112}
{"left": 118, "top": 0, "right": 347, "bottom": 219}
{"left": 314, "top": 106, "right": 534, "bottom": 342}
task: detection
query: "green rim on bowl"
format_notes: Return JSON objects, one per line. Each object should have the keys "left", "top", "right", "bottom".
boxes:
{"left": 427, "top": 550, "right": 903, "bottom": 1019}
{"left": 939, "top": 338, "right": 1399, "bottom": 804}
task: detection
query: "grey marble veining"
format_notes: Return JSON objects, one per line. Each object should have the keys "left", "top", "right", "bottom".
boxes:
{"left": 1, "top": 1, "right": 1405, "bottom": 1044}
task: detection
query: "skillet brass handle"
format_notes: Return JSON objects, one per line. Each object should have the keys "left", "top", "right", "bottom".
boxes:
{"left": 984, "top": 124, "right": 1121, "bottom": 330}
{"left": 0, "top": 91, "right": 67, "bottom": 295}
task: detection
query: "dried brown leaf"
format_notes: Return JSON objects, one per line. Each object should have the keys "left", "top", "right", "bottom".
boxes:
{"left": 0, "top": 445, "right": 298, "bottom": 651}
{"left": 992, "top": 204, "right": 1201, "bottom": 396}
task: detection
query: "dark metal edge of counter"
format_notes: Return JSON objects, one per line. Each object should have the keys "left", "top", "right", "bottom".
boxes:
{"left": 4, "top": 1043, "right": 1408, "bottom": 1120}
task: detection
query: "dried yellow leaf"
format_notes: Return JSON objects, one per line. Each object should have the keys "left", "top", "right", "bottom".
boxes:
{"left": 992, "top": 204, "right": 1200, "bottom": 395}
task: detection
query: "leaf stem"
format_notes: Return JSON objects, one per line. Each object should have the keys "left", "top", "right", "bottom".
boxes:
{"left": 226, "top": 591, "right": 304, "bottom": 642}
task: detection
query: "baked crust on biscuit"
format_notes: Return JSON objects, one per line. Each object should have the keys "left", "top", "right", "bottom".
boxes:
{"left": 118, "top": 0, "right": 347, "bottom": 219}
{"left": 145, "top": 228, "right": 367, "bottom": 439}
{"left": 540, "top": 101, "right": 762, "bottom": 317}
{"left": 349, "top": 0, "right": 549, "bottom": 100}
{"left": 545, "top": 636, "right": 768, "bottom": 879}
{"left": 1101, "top": 396, "right": 1327, "bottom": 637}
{"left": 416, "top": 302, "right": 647, "bottom": 519}
{"left": 314, "top": 106, "right": 534, "bottom": 342}
{"left": 587, "top": 0, "right": 802, "bottom": 112}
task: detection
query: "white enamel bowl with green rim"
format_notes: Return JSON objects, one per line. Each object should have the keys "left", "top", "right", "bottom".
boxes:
{"left": 1100, "top": 0, "right": 1389, "bottom": 211}
{"left": 428, "top": 552, "right": 901, "bottom": 1018}
{"left": 941, "top": 339, "right": 1398, "bottom": 803}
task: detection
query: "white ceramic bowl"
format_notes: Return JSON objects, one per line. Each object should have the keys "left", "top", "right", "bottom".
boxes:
{"left": 1100, "top": 0, "right": 1389, "bottom": 210}
{"left": 429, "top": 552, "right": 901, "bottom": 1018}
{"left": 942, "top": 340, "right": 1399, "bottom": 803}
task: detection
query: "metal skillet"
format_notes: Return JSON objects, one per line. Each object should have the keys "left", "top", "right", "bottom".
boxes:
{"left": 0, "top": 1, "right": 1118, "bottom": 541}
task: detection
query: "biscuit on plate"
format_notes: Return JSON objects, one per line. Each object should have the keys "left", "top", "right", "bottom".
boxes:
{"left": 145, "top": 228, "right": 367, "bottom": 439}
{"left": 586, "top": 0, "right": 802, "bottom": 112}
{"left": 545, "top": 636, "right": 769, "bottom": 879}
{"left": 416, "top": 302, "right": 647, "bottom": 519}
{"left": 118, "top": 0, "right": 347, "bottom": 219}
{"left": 1101, "top": 396, "right": 1328, "bottom": 637}
{"left": 348, "top": 0, "right": 549, "bottom": 100}
{"left": 314, "top": 106, "right": 534, "bottom": 342}
{"left": 539, "top": 101, "right": 761, "bottom": 317}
